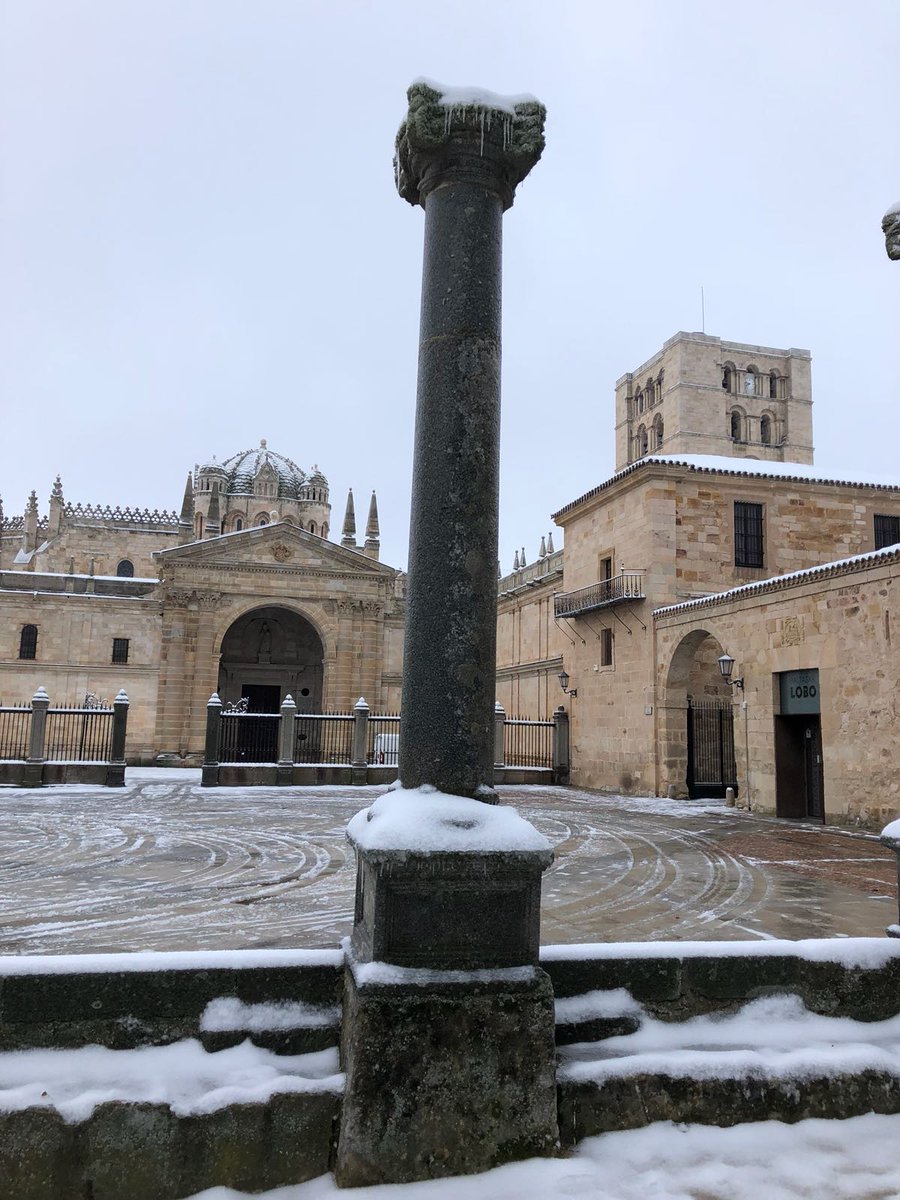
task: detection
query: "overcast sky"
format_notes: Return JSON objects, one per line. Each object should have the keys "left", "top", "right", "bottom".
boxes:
{"left": 2, "top": 1, "right": 898, "bottom": 571}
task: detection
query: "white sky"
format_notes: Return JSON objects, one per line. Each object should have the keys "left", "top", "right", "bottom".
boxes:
{"left": 2, "top": 1, "right": 898, "bottom": 571}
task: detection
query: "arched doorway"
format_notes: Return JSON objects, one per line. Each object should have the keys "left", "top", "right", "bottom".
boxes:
{"left": 218, "top": 606, "right": 324, "bottom": 713}
{"left": 662, "top": 629, "right": 736, "bottom": 798}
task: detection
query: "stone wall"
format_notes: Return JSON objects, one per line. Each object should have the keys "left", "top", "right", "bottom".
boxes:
{"left": 655, "top": 549, "right": 900, "bottom": 825}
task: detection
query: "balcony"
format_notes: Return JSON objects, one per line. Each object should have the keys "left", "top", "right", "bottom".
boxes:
{"left": 553, "top": 570, "right": 645, "bottom": 618}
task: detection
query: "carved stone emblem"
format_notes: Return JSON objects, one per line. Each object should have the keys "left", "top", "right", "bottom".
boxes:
{"left": 781, "top": 616, "right": 804, "bottom": 646}
{"left": 272, "top": 543, "right": 294, "bottom": 563}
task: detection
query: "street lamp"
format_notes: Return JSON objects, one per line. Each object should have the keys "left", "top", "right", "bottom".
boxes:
{"left": 717, "top": 653, "right": 744, "bottom": 690}
{"left": 558, "top": 670, "right": 577, "bottom": 698}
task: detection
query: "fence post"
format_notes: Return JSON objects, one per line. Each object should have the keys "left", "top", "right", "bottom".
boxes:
{"left": 277, "top": 694, "right": 296, "bottom": 786}
{"left": 493, "top": 701, "right": 506, "bottom": 768}
{"left": 23, "top": 686, "right": 50, "bottom": 788}
{"left": 553, "top": 705, "right": 570, "bottom": 786}
{"left": 105, "top": 689, "right": 129, "bottom": 787}
{"left": 352, "top": 697, "right": 369, "bottom": 786}
{"left": 201, "top": 693, "right": 222, "bottom": 788}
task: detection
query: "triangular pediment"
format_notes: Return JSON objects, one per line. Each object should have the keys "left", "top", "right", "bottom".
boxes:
{"left": 154, "top": 522, "right": 397, "bottom": 577}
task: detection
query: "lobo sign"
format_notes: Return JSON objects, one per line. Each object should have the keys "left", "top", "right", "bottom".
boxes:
{"left": 779, "top": 668, "right": 821, "bottom": 715}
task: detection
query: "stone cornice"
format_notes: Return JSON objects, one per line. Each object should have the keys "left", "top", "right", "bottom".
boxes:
{"left": 495, "top": 655, "right": 563, "bottom": 681}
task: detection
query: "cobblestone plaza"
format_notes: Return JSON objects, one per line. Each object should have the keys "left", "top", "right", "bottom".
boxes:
{"left": 0, "top": 771, "right": 894, "bottom": 955}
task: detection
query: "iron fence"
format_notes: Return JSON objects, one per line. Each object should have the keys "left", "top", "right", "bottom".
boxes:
{"left": 0, "top": 706, "right": 31, "bottom": 760}
{"left": 294, "top": 713, "right": 354, "bottom": 764}
{"left": 503, "top": 716, "right": 554, "bottom": 768}
{"left": 367, "top": 713, "right": 401, "bottom": 765}
{"left": 218, "top": 713, "right": 281, "bottom": 763}
{"left": 44, "top": 708, "right": 114, "bottom": 762}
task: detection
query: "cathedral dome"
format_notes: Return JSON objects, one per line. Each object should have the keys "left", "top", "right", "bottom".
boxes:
{"left": 217, "top": 440, "right": 309, "bottom": 500}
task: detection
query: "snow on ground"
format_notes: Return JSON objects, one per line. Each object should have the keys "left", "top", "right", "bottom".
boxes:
{"left": 184, "top": 1113, "right": 900, "bottom": 1200}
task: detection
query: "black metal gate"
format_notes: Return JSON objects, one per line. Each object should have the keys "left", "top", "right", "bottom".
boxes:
{"left": 686, "top": 698, "right": 737, "bottom": 799}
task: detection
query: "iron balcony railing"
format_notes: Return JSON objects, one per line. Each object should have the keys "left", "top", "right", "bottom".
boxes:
{"left": 553, "top": 570, "right": 645, "bottom": 618}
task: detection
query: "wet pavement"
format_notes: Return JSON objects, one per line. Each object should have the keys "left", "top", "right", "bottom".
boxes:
{"left": 0, "top": 771, "right": 895, "bottom": 954}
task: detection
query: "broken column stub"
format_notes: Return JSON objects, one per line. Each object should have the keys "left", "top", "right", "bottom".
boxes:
{"left": 395, "top": 80, "right": 546, "bottom": 800}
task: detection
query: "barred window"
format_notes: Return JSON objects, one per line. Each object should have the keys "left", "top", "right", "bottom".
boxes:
{"left": 874, "top": 514, "right": 900, "bottom": 550}
{"left": 600, "top": 627, "right": 614, "bottom": 667}
{"left": 734, "top": 501, "right": 764, "bottom": 568}
{"left": 116, "top": 559, "right": 134, "bottom": 577}
{"left": 112, "top": 638, "right": 130, "bottom": 665}
{"left": 19, "top": 624, "right": 38, "bottom": 660}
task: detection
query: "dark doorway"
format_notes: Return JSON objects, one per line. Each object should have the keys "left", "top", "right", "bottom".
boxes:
{"left": 686, "top": 698, "right": 737, "bottom": 799}
{"left": 241, "top": 684, "right": 281, "bottom": 713}
{"left": 775, "top": 715, "right": 824, "bottom": 821}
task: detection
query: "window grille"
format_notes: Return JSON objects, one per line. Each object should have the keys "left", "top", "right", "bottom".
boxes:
{"left": 116, "top": 559, "right": 134, "bottom": 577}
{"left": 601, "top": 627, "right": 614, "bottom": 667}
{"left": 734, "top": 501, "right": 764, "bottom": 568}
{"left": 874, "top": 514, "right": 900, "bottom": 550}
{"left": 112, "top": 638, "right": 130, "bottom": 665}
{"left": 19, "top": 625, "right": 37, "bottom": 660}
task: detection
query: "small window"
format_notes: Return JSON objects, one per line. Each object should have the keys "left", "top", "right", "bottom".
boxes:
{"left": 769, "top": 371, "right": 778, "bottom": 399}
{"left": 112, "top": 638, "right": 130, "bottom": 665}
{"left": 19, "top": 624, "right": 38, "bottom": 660}
{"left": 258, "top": 515, "right": 269, "bottom": 526}
{"left": 760, "top": 415, "right": 772, "bottom": 445}
{"left": 116, "top": 559, "right": 134, "bottom": 578}
{"left": 734, "top": 501, "right": 764, "bottom": 568}
{"left": 234, "top": 518, "right": 243, "bottom": 532}
{"left": 874, "top": 514, "right": 900, "bottom": 550}
{"left": 730, "top": 411, "right": 743, "bottom": 441}
{"left": 722, "top": 366, "right": 732, "bottom": 391}
{"left": 600, "top": 627, "right": 614, "bottom": 667}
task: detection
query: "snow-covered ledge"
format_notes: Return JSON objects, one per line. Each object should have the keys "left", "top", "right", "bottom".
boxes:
{"left": 879, "top": 817, "right": 900, "bottom": 937}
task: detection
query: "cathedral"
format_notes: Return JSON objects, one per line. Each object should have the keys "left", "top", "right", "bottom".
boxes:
{"left": 0, "top": 441, "right": 405, "bottom": 762}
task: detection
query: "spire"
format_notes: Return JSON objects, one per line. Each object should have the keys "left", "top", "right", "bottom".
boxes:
{"left": 513, "top": 550, "right": 520, "bottom": 571}
{"left": 205, "top": 481, "right": 221, "bottom": 538}
{"left": 23, "top": 490, "right": 39, "bottom": 555}
{"left": 538, "top": 535, "right": 547, "bottom": 559}
{"left": 177, "top": 472, "right": 195, "bottom": 545}
{"left": 520, "top": 546, "right": 527, "bottom": 568}
{"left": 363, "top": 491, "right": 380, "bottom": 560}
{"left": 547, "top": 531, "right": 555, "bottom": 554}
{"left": 341, "top": 489, "right": 357, "bottom": 549}
{"left": 47, "top": 475, "right": 64, "bottom": 536}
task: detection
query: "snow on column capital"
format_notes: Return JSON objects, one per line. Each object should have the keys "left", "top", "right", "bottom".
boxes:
{"left": 394, "top": 78, "right": 546, "bottom": 211}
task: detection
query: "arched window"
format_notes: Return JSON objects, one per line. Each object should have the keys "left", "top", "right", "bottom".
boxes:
{"left": 653, "top": 415, "right": 664, "bottom": 449}
{"left": 116, "top": 559, "right": 134, "bottom": 578}
{"left": 309, "top": 521, "right": 317, "bottom": 534}
{"left": 19, "top": 625, "right": 37, "bottom": 660}
{"left": 769, "top": 372, "right": 778, "bottom": 399}
{"left": 722, "top": 365, "right": 733, "bottom": 392}
{"left": 760, "top": 415, "right": 772, "bottom": 445}
{"left": 638, "top": 425, "right": 649, "bottom": 456}
{"left": 730, "top": 410, "right": 743, "bottom": 442}
{"left": 636, "top": 391, "right": 644, "bottom": 414}
{"left": 234, "top": 517, "right": 243, "bottom": 532}
{"left": 257, "top": 514, "right": 269, "bottom": 527}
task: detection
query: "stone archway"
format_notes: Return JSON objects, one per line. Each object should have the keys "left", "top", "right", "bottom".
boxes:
{"left": 217, "top": 605, "right": 324, "bottom": 712}
{"left": 661, "top": 628, "right": 733, "bottom": 797}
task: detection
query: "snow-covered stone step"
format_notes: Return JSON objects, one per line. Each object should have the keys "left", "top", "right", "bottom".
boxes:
{"left": 556, "top": 994, "right": 900, "bottom": 1144}
{"left": 0, "top": 948, "right": 344, "bottom": 1052}
{"left": 0, "top": 1040, "right": 343, "bottom": 1200}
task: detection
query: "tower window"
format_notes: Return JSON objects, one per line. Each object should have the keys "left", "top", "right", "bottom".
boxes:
{"left": 734, "top": 501, "right": 764, "bottom": 568}
{"left": 769, "top": 371, "right": 779, "bottom": 399}
{"left": 234, "top": 518, "right": 243, "bottom": 531}
{"left": 112, "top": 638, "right": 130, "bottom": 665}
{"left": 19, "top": 625, "right": 38, "bottom": 660}
{"left": 760, "top": 415, "right": 772, "bottom": 445}
{"left": 116, "top": 559, "right": 134, "bottom": 578}
{"left": 874, "top": 514, "right": 900, "bottom": 550}
{"left": 730, "top": 411, "right": 743, "bottom": 442}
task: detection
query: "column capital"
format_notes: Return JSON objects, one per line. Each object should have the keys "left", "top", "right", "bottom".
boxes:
{"left": 395, "top": 79, "right": 545, "bottom": 211}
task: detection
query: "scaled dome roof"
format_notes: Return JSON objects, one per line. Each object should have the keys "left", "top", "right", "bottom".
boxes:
{"left": 198, "top": 440, "right": 328, "bottom": 500}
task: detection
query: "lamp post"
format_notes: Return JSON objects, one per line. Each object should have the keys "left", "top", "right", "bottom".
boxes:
{"left": 717, "top": 653, "right": 744, "bottom": 690}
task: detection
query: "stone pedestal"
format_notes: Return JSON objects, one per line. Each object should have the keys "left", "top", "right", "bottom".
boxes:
{"left": 335, "top": 957, "right": 558, "bottom": 1187}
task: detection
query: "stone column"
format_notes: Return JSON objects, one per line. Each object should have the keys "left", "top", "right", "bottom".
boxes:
{"left": 105, "top": 689, "right": 129, "bottom": 788}
{"left": 23, "top": 686, "right": 50, "bottom": 788}
{"left": 396, "top": 81, "right": 546, "bottom": 800}
{"left": 351, "top": 696, "right": 369, "bottom": 786}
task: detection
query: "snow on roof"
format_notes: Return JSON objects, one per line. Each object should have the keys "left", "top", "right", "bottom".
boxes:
{"left": 347, "top": 786, "right": 551, "bottom": 854}
{"left": 412, "top": 77, "right": 539, "bottom": 114}
{"left": 554, "top": 454, "right": 900, "bottom": 520}
{"left": 654, "top": 542, "right": 900, "bottom": 618}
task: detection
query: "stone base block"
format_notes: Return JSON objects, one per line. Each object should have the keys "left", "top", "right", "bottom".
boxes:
{"left": 334, "top": 962, "right": 559, "bottom": 1187}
